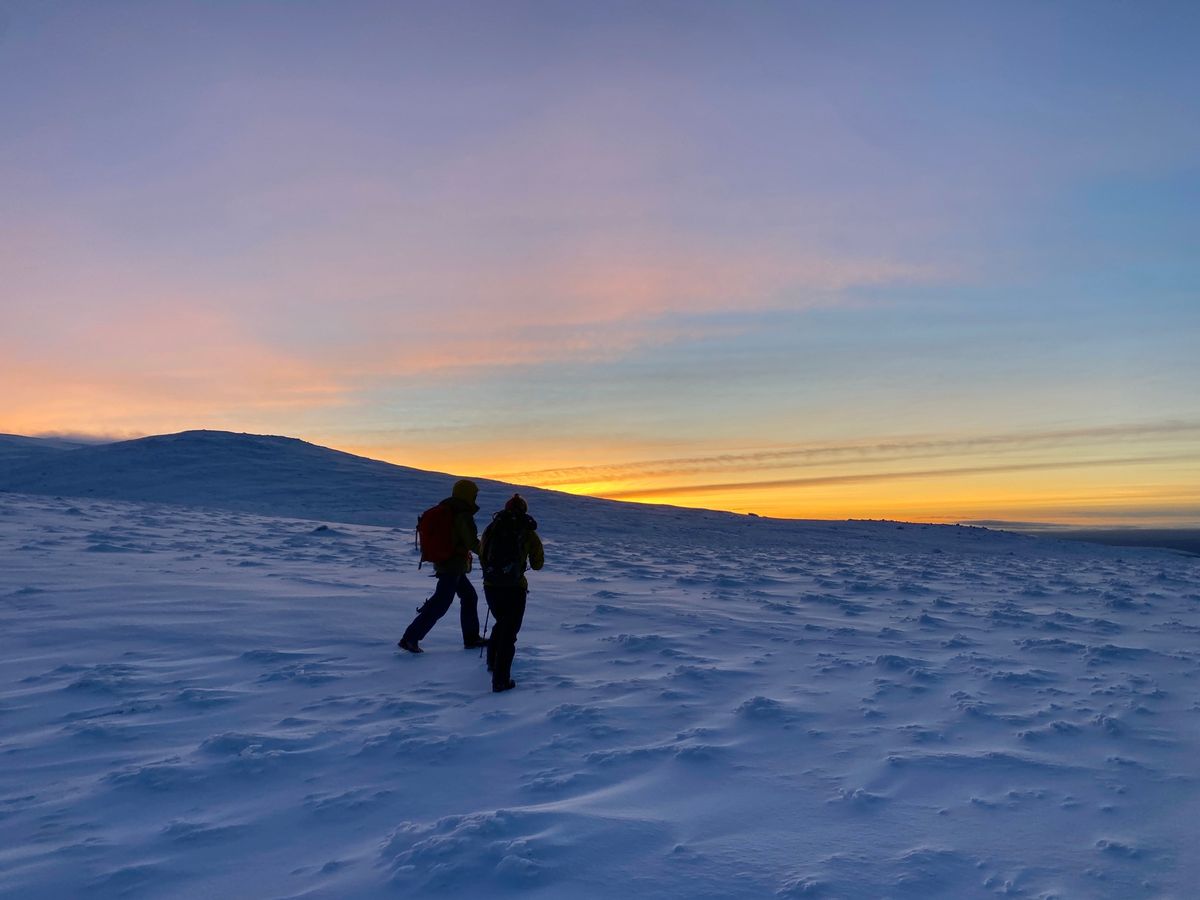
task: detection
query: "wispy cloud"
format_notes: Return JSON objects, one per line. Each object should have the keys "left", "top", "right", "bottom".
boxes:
{"left": 495, "top": 421, "right": 1200, "bottom": 486}
{"left": 599, "top": 454, "right": 1197, "bottom": 500}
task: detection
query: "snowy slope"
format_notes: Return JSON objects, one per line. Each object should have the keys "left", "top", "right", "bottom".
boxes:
{"left": 2, "top": 436, "right": 1199, "bottom": 899}
{"left": 0, "top": 429, "right": 1013, "bottom": 550}
{"left": 0, "top": 433, "right": 89, "bottom": 467}
{"left": 0, "top": 430, "right": 768, "bottom": 543}
{"left": 0, "top": 430, "right": 458, "bottom": 525}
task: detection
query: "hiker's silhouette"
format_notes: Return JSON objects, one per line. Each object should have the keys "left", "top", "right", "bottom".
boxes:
{"left": 480, "top": 493, "right": 544, "bottom": 692}
{"left": 399, "top": 479, "right": 489, "bottom": 653}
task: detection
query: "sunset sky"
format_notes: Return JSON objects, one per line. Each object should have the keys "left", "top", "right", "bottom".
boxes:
{"left": 3, "top": 1, "right": 1198, "bottom": 525}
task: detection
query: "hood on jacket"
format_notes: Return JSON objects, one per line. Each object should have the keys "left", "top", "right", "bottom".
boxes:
{"left": 452, "top": 479, "right": 479, "bottom": 505}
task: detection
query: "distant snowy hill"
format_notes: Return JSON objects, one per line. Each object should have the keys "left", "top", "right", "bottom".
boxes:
{"left": 0, "top": 429, "right": 661, "bottom": 545}
{"left": 0, "top": 429, "right": 1010, "bottom": 551}
{"left": 0, "top": 430, "right": 462, "bottom": 525}
{"left": 0, "top": 433, "right": 90, "bottom": 466}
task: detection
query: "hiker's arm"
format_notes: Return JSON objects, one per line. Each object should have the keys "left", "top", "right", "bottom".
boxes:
{"left": 456, "top": 513, "right": 481, "bottom": 555}
{"left": 527, "top": 531, "right": 545, "bottom": 571}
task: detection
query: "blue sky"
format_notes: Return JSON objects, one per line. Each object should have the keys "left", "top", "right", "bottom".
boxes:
{"left": 2, "top": 1, "right": 1197, "bottom": 523}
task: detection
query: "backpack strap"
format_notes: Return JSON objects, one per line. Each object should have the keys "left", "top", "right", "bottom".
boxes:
{"left": 415, "top": 513, "right": 422, "bottom": 567}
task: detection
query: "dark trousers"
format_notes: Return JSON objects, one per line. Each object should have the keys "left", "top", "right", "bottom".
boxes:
{"left": 403, "top": 573, "right": 480, "bottom": 644}
{"left": 485, "top": 584, "right": 527, "bottom": 686}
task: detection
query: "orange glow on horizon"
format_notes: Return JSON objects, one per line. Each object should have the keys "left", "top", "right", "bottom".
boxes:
{"left": 346, "top": 436, "right": 1200, "bottom": 529}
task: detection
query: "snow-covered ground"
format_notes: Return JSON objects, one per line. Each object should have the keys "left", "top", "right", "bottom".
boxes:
{"left": 2, "top": 436, "right": 1199, "bottom": 898}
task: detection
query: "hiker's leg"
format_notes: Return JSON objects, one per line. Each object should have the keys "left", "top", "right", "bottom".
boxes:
{"left": 403, "top": 573, "right": 456, "bottom": 642}
{"left": 504, "top": 589, "right": 528, "bottom": 678}
{"left": 489, "top": 594, "right": 516, "bottom": 685}
{"left": 484, "top": 586, "right": 499, "bottom": 671}
{"left": 492, "top": 587, "right": 527, "bottom": 686}
{"left": 510, "top": 588, "right": 528, "bottom": 640}
{"left": 457, "top": 574, "right": 480, "bottom": 642}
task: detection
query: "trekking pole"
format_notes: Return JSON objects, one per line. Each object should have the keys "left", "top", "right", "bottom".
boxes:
{"left": 480, "top": 607, "right": 490, "bottom": 659}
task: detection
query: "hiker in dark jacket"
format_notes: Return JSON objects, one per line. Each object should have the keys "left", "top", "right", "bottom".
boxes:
{"left": 399, "top": 479, "right": 489, "bottom": 653}
{"left": 480, "top": 494, "right": 544, "bottom": 692}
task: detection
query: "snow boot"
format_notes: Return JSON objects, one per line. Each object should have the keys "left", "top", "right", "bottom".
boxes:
{"left": 398, "top": 637, "right": 423, "bottom": 653}
{"left": 463, "top": 635, "right": 489, "bottom": 650}
{"left": 492, "top": 679, "right": 516, "bottom": 693}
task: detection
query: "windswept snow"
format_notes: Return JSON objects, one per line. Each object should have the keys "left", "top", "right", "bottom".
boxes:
{"left": 2, "top": 436, "right": 1199, "bottom": 898}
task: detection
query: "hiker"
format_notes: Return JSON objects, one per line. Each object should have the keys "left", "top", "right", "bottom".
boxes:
{"left": 399, "top": 479, "right": 489, "bottom": 653}
{"left": 480, "top": 493, "right": 544, "bottom": 693}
